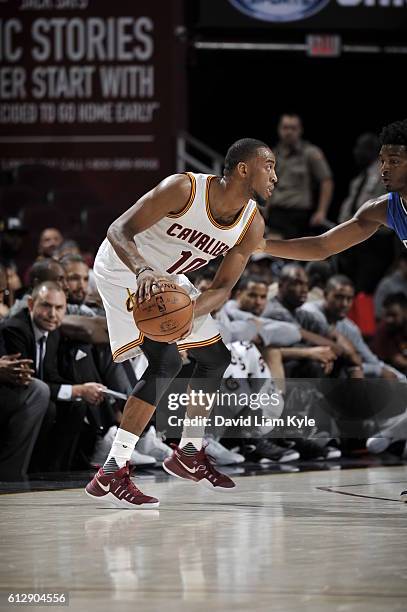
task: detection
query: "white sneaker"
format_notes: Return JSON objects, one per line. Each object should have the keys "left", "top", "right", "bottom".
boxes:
{"left": 137, "top": 426, "right": 172, "bottom": 462}
{"left": 204, "top": 435, "right": 245, "bottom": 466}
{"left": 366, "top": 436, "right": 393, "bottom": 454}
{"left": 90, "top": 426, "right": 118, "bottom": 466}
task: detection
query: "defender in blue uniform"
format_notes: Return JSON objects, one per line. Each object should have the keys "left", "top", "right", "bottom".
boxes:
{"left": 257, "top": 118, "right": 407, "bottom": 502}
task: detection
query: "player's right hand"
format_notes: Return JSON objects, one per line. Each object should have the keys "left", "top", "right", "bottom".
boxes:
{"left": 136, "top": 270, "right": 169, "bottom": 303}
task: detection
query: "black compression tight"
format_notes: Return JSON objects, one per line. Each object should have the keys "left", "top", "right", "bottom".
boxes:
{"left": 131, "top": 337, "right": 231, "bottom": 406}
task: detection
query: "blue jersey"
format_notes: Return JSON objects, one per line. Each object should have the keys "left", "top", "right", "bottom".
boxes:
{"left": 386, "top": 192, "right": 407, "bottom": 248}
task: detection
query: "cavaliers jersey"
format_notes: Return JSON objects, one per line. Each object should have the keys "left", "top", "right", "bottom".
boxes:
{"left": 133, "top": 172, "right": 258, "bottom": 275}
{"left": 387, "top": 192, "right": 407, "bottom": 248}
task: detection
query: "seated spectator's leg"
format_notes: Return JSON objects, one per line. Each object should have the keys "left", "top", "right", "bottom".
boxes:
{"left": 93, "top": 344, "right": 136, "bottom": 394}
{"left": 28, "top": 399, "right": 56, "bottom": 474}
{"left": 0, "top": 380, "right": 50, "bottom": 480}
{"left": 48, "top": 400, "right": 88, "bottom": 471}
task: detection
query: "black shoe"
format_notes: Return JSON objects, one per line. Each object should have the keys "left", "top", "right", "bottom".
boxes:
{"left": 242, "top": 439, "right": 300, "bottom": 463}
{"left": 400, "top": 490, "right": 407, "bottom": 503}
{"left": 291, "top": 438, "right": 333, "bottom": 460}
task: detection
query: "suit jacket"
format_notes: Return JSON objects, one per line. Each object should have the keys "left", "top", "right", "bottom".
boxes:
{"left": 2, "top": 309, "right": 71, "bottom": 401}
{"left": 3, "top": 309, "right": 116, "bottom": 433}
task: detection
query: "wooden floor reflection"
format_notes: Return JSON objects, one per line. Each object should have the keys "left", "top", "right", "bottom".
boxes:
{"left": 1, "top": 466, "right": 406, "bottom": 612}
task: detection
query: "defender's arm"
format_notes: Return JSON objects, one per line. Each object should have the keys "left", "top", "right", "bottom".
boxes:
{"left": 259, "top": 196, "right": 388, "bottom": 261}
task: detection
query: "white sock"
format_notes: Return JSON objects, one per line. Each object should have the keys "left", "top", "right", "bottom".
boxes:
{"left": 104, "top": 428, "right": 139, "bottom": 472}
{"left": 179, "top": 420, "right": 205, "bottom": 454}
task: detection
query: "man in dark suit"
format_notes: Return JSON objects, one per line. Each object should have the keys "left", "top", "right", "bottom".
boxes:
{"left": 0, "top": 330, "right": 50, "bottom": 481}
{"left": 3, "top": 281, "right": 107, "bottom": 471}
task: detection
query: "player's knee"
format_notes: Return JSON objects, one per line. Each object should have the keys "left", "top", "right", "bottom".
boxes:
{"left": 157, "top": 352, "right": 183, "bottom": 379}
{"left": 198, "top": 341, "right": 231, "bottom": 377}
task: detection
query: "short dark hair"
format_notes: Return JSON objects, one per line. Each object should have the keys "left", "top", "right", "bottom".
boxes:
{"left": 305, "top": 261, "right": 332, "bottom": 289}
{"left": 383, "top": 292, "right": 407, "bottom": 310}
{"left": 325, "top": 274, "right": 354, "bottom": 293}
{"left": 224, "top": 138, "right": 270, "bottom": 176}
{"left": 237, "top": 275, "right": 269, "bottom": 291}
{"left": 29, "top": 259, "right": 64, "bottom": 288}
{"left": 279, "top": 112, "right": 302, "bottom": 124}
{"left": 379, "top": 119, "right": 407, "bottom": 148}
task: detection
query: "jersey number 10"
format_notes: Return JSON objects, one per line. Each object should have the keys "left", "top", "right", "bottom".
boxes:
{"left": 166, "top": 250, "right": 208, "bottom": 274}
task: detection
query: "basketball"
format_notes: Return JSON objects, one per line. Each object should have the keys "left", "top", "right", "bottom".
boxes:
{"left": 132, "top": 282, "right": 193, "bottom": 342}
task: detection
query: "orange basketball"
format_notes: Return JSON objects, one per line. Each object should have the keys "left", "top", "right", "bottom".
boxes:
{"left": 132, "top": 282, "right": 193, "bottom": 343}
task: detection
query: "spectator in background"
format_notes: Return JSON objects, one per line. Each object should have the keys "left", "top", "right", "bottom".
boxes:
{"left": 0, "top": 323, "right": 50, "bottom": 480}
{"left": 303, "top": 275, "right": 403, "bottom": 380}
{"left": 60, "top": 254, "right": 95, "bottom": 317}
{"left": 263, "top": 264, "right": 368, "bottom": 383}
{"left": 371, "top": 293, "right": 407, "bottom": 375}
{"left": 262, "top": 264, "right": 337, "bottom": 370}
{"left": 38, "top": 228, "right": 64, "bottom": 259}
{"left": 23, "top": 227, "right": 65, "bottom": 287}
{"left": 53, "top": 240, "right": 81, "bottom": 260}
{"left": 224, "top": 276, "right": 303, "bottom": 351}
{"left": 374, "top": 252, "right": 407, "bottom": 319}
{"left": 338, "top": 133, "right": 385, "bottom": 223}
{"left": 9, "top": 259, "right": 68, "bottom": 317}
{"left": 266, "top": 113, "right": 334, "bottom": 238}
{"left": 305, "top": 260, "right": 333, "bottom": 303}
{"left": 231, "top": 271, "right": 340, "bottom": 459}
{"left": 3, "top": 282, "right": 107, "bottom": 471}
{"left": 336, "top": 132, "right": 394, "bottom": 293}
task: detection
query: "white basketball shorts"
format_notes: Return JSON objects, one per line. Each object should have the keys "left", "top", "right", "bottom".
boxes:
{"left": 93, "top": 239, "right": 222, "bottom": 362}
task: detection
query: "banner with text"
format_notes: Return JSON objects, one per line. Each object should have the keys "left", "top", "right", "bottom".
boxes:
{"left": 0, "top": 0, "right": 186, "bottom": 228}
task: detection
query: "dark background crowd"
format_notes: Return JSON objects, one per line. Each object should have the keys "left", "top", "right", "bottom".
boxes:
{"left": 2, "top": 113, "right": 407, "bottom": 481}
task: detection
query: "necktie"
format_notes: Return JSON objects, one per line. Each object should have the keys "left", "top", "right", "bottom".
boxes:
{"left": 38, "top": 336, "right": 46, "bottom": 380}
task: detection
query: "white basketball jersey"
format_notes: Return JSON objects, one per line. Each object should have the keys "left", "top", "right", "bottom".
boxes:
{"left": 134, "top": 172, "right": 258, "bottom": 275}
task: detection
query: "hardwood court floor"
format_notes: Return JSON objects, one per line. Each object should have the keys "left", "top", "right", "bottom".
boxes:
{"left": 1, "top": 466, "right": 406, "bottom": 612}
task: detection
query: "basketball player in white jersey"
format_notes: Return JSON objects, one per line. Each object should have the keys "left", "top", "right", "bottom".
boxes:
{"left": 85, "top": 138, "right": 277, "bottom": 508}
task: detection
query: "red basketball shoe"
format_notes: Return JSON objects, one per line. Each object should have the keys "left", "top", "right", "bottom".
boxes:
{"left": 163, "top": 444, "right": 236, "bottom": 492}
{"left": 85, "top": 462, "right": 159, "bottom": 509}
